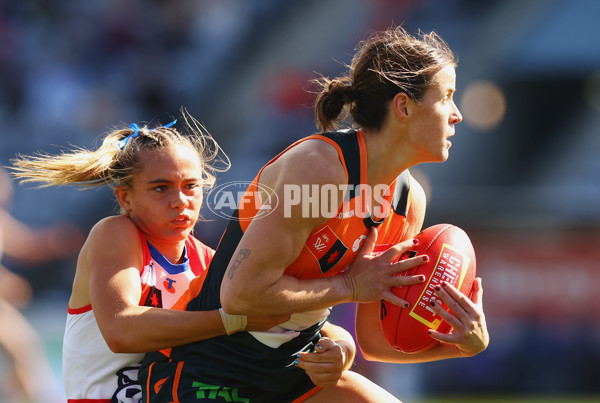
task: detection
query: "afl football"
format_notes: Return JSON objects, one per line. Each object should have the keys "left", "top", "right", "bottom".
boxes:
{"left": 380, "top": 224, "right": 477, "bottom": 353}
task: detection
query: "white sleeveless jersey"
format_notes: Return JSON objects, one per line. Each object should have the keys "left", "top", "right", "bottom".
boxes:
{"left": 63, "top": 231, "right": 213, "bottom": 402}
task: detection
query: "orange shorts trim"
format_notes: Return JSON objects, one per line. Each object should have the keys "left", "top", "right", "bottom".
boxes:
{"left": 145, "top": 361, "right": 155, "bottom": 403}
{"left": 171, "top": 361, "right": 184, "bottom": 403}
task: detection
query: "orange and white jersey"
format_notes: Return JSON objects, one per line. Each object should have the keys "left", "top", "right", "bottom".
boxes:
{"left": 62, "top": 229, "right": 212, "bottom": 403}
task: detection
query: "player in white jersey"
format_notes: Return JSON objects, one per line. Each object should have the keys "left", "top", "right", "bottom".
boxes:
{"left": 11, "top": 109, "right": 357, "bottom": 402}
{"left": 11, "top": 109, "right": 361, "bottom": 402}
{"left": 61, "top": 221, "right": 213, "bottom": 401}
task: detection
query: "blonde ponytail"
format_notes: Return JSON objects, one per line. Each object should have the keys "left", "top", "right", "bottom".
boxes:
{"left": 9, "top": 107, "right": 230, "bottom": 192}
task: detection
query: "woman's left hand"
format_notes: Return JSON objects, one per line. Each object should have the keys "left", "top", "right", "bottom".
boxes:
{"left": 427, "top": 277, "right": 489, "bottom": 356}
{"left": 294, "top": 337, "right": 349, "bottom": 388}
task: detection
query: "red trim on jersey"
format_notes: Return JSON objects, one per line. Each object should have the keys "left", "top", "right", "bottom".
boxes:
{"left": 138, "top": 231, "right": 152, "bottom": 304}
{"left": 186, "top": 236, "right": 214, "bottom": 277}
{"left": 67, "top": 304, "right": 92, "bottom": 314}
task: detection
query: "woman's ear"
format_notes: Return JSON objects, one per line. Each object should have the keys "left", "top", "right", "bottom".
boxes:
{"left": 391, "top": 92, "right": 410, "bottom": 120}
{"left": 114, "top": 186, "right": 131, "bottom": 213}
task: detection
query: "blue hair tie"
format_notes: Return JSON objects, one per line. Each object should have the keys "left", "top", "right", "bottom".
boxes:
{"left": 117, "top": 119, "right": 177, "bottom": 150}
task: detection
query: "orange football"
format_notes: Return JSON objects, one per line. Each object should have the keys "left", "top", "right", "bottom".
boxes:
{"left": 379, "top": 223, "right": 477, "bottom": 353}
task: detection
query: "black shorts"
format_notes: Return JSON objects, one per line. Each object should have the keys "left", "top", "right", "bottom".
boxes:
{"left": 141, "top": 324, "right": 324, "bottom": 403}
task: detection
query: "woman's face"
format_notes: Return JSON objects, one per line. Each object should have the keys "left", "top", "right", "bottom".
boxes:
{"left": 406, "top": 65, "right": 462, "bottom": 163}
{"left": 118, "top": 143, "right": 204, "bottom": 246}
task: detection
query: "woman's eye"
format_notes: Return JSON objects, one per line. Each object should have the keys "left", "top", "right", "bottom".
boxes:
{"left": 153, "top": 185, "right": 168, "bottom": 193}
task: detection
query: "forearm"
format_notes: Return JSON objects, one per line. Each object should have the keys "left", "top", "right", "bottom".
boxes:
{"left": 223, "top": 272, "right": 352, "bottom": 315}
{"left": 99, "top": 307, "right": 225, "bottom": 353}
{"left": 356, "top": 301, "right": 466, "bottom": 364}
{"left": 362, "top": 338, "right": 466, "bottom": 364}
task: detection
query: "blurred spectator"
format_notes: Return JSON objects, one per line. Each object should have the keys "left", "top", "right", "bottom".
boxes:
{"left": 0, "top": 167, "right": 84, "bottom": 402}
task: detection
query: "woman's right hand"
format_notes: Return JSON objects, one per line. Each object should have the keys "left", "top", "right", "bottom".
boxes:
{"left": 342, "top": 227, "right": 428, "bottom": 307}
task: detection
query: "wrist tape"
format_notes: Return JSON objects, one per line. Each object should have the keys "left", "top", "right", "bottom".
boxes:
{"left": 219, "top": 308, "right": 248, "bottom": 335}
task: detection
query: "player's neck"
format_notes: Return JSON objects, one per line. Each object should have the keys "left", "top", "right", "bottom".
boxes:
{"left": 144, "top": 235, "right": 187, "bottom": 265}
{"left": 363, "top": 128, "right": 412, "bottom": 187}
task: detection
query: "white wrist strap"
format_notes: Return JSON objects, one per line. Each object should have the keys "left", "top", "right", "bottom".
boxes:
{"left": 219, "top": 308, "right": 248, "bottom": 335}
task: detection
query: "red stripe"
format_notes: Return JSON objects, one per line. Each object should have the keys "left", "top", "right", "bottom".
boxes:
{"left": 292, "top": 386, "right": 322, "bottom": 402}
{"left": 67, "top": 304, "right": 92, "bottom": 314}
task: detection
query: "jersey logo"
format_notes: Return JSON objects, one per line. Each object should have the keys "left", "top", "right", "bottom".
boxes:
{"left": 306, "top": 226, "right": 348, "bottom": 273}
{"left": 352, "top": 235, "right": 367, "bottom": 252}
{"left": 112, "top": 365, "right": 142, "bottom": 403}
{"left": 192, "top": 381, "right": 250, "bottom": 402}
{"left": 163, "top": 278, "right": 176, "bottom": 294}
{"left": 154, "top": 377, "right": 168, "bottom": 394}
{"left": 143, "top": 287, "right": 163, "bottom": 308}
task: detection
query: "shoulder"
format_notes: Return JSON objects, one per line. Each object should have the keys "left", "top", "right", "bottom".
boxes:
{"left": 80, "top": 216, "right": 145, "bottom": 282}
{"left": 264, "top": 137, "right": 347, "bottom": 188}
{"left": 85, "top": 215, "right": 141, "bottom": 251}
{"left": 89, "top": 215, "right": 138, "bottom": 238}
{"left": 288, "top": 136, "right": 345, "bottom": 164}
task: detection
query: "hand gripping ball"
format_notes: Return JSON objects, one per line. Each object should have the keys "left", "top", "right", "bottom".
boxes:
{"left": 379, "top": 224, "right": 477, "bottom": 353}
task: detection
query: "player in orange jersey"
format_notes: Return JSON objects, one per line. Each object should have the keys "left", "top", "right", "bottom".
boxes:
{"left": 142, "top": 27, "right": 489, "bottom": 402}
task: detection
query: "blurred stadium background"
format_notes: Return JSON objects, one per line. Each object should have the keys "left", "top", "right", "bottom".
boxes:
{"left": 1, "top": 0, "right": 599, "bottom": 401}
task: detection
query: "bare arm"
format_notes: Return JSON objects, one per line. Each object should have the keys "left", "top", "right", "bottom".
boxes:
{"left": 220, "top": 141, "right": 352, "bottom": 315}
{"left": 356, "top": 177, "right": 489, "bottom": 362}
{"left": 355, "top": 278, "right": 488, "bottom": 363}
{"left": 220, "top": 141, "right": 427, "bottom": 316}
{"left": 85, "top": 216, "right": 284, "bottom": 353}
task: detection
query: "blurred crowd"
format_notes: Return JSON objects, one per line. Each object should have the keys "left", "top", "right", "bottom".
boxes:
{"left": 0, "top": 0, "right": 288, "bottom": 151}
